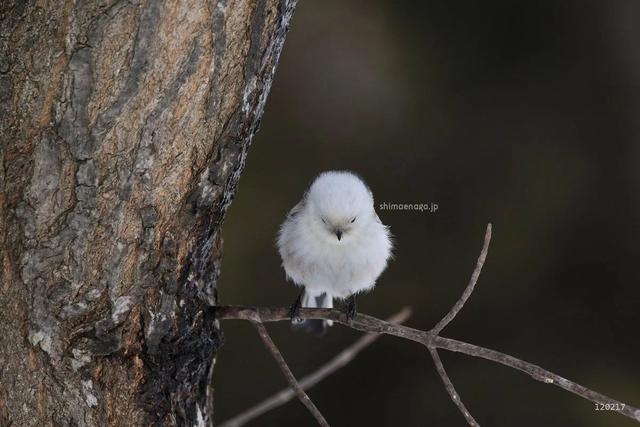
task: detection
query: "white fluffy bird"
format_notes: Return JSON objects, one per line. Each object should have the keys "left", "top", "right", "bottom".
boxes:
{"left": 277, "top": 171, "right": 392, "bottom": 334}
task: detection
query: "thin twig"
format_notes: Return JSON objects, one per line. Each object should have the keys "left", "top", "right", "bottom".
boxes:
{"left": 219, "top": 308, "right": 412, "bottom": 427}
{"left": 426, "top": 223, "right": 491, "bottom": 424}
{"left": 432, "top": 223, "right": 492, "bottom": 335}
{"left": 214, "top": 307, "right": 640, "bottom": 422}
{"left": 429, "top": 347, "right": 479, "bottom": 426}
{"left": 251, "top": 321, "right": 330, "bottom": 427}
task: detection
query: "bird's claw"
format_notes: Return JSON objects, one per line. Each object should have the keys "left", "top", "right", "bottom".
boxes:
{"left": 345, "top": 295, "right": 357, "bottom": 321}
{"left": 290, "top": 290, "right": 303, "bottom": 322}
{"left": 290, "top": 303, "right": 302, "bottom": 322}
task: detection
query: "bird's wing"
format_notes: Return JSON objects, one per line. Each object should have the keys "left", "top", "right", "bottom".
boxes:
{"left": 287, "top": 193, "right": 307, "bottom": 219}
{"left": 374, "top": 212, "right": 383, "bottom": 224}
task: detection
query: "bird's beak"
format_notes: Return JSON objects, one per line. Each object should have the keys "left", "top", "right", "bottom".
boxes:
{"left": 335, "top": 229, "right": 343, "bottom": 241}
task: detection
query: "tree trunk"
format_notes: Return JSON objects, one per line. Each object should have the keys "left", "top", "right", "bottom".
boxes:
{"left": 0, "top": 0, "right": 296, "bottom": 425}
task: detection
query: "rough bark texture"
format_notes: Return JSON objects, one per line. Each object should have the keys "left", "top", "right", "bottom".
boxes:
{"left": 0, "top": 0, "right": 296, "bottom": 425}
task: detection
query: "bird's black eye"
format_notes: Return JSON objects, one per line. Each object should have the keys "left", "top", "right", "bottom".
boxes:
{"left": 350, "top": 217, "right": 357, "bottom": 223}
{"left": 321, "top": 218, "right": 327, "bottom": 224}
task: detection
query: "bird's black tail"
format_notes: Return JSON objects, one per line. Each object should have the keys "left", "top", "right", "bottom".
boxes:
{"left": 292, "top": 291, "right": 333, "bottom": 336}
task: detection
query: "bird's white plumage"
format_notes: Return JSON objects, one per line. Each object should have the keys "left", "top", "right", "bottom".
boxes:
{"left": 277, "top": 171, "right": 392, "bottom": 321}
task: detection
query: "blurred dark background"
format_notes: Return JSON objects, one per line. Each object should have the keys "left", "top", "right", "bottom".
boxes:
{"left": 213, "top": 1, "right": 640, "bottom": 426}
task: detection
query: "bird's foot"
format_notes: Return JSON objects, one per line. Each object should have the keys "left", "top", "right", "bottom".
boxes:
{"left": 345, "top": 295, "right": 357, "bottom": 321}
{"left": 290, "top": 290, "right": 304, "bottom": 322}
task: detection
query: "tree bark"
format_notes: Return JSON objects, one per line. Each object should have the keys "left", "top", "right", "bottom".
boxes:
{"left": 0, "top": 0, "right": 296, "bottom": 425}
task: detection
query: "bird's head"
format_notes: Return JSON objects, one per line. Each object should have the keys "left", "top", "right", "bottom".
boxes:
{"left": 305, "top": 171, "right": 374, "bottom": 244}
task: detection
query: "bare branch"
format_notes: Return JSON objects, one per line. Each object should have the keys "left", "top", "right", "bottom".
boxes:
{"left": 215, "top": 306, "right": 429, "bottom": 342}
{"left": 219, "top": 308, "right": 412, "bottom": 427}
{"left": 214, "top": 306, "right": 640, "bottom": 423}
{"left": 434, "top": 336, "right": 640, "bottom": 421}
{"left": 429, "top": 347, "right": 479, "bottom": 426}
{"left": 214, "top": 223, "right": 640, "bottom": 424}
{"left": 251, "top": 321, "right": 330, "bottom": 427}
{"left": 432, "top": 223, "right": 492, "bottom": 335}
